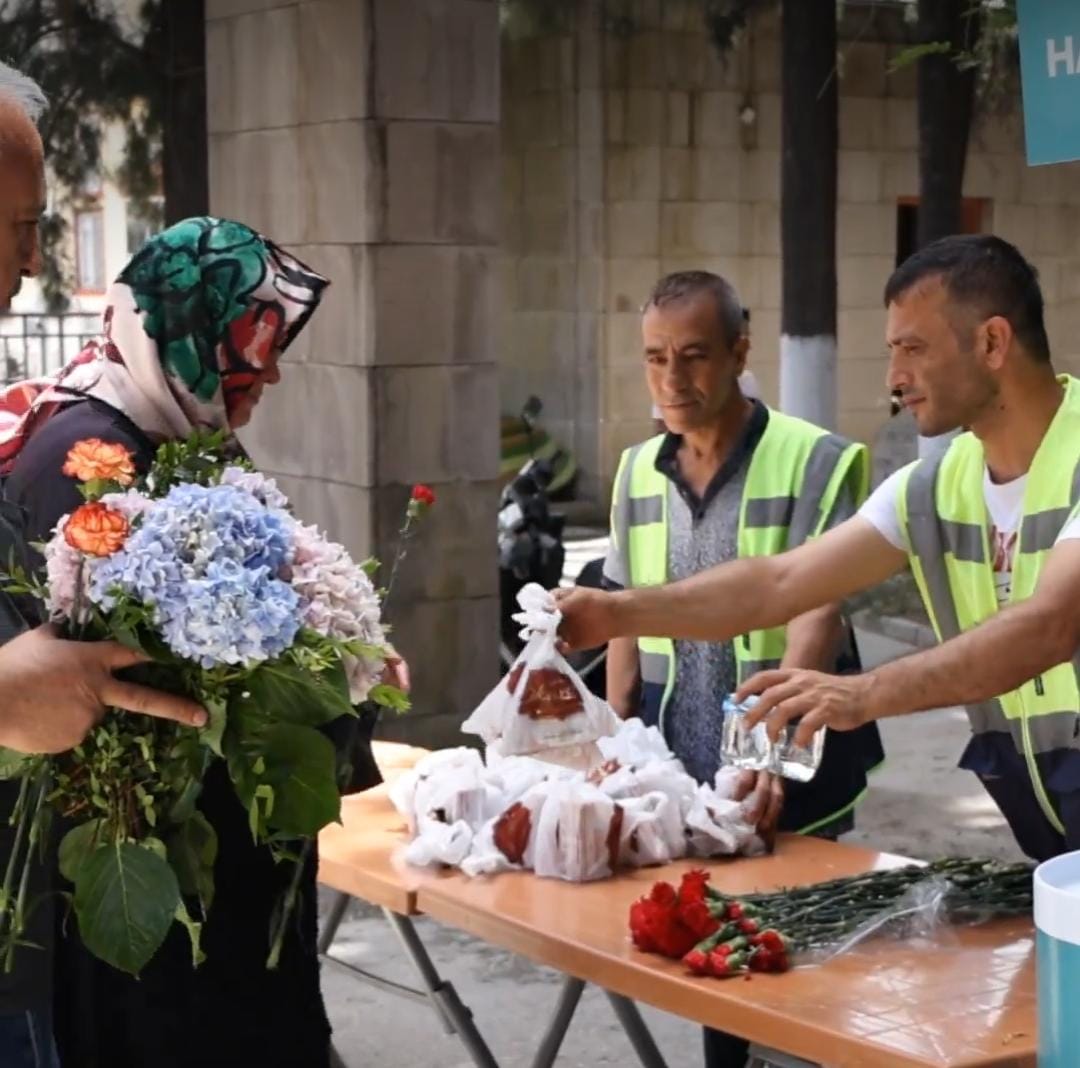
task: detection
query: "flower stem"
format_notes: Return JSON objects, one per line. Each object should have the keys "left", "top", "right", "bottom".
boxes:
{"left": 266, "top": 840, "right": 312, "bottom": 970}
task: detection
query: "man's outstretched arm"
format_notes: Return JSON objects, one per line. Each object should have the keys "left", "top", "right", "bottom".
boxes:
{"left": 556, "top": 517, "right": 907, "bottom": 649}
{"left": 738, "top": 538, "right": 1080, "bottom": 746}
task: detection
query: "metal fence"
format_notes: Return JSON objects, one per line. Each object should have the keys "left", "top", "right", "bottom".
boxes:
{"left": 0, "top": 313, "right": 100, "bottom": 386}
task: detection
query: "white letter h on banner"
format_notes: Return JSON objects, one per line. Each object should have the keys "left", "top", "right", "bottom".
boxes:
{"left": 1047, "top": 36, "right": 1076, "bottom": 78}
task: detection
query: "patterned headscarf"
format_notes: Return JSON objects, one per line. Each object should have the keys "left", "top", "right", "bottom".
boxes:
{"left": 0, "top": 216, "right": 328, "bottom": 469}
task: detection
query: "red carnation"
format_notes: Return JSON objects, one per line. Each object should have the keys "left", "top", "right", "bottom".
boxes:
{"left": 679, "top": 869, "right": 710, "bottom": 903}
{"left": 676, "top": 899, "right": 720, "bottom": 942}
{"left": 411, "top": 484, "right": 436, "bottom": 506}
{"left": 650, "top": 881, "right": 677, "bottom": 906}
{"left": 683, "top": 949, "right": 710, "bottom": 975}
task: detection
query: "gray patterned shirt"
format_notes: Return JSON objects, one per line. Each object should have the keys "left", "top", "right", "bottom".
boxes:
{"left": 604, "top": 402, "right": 854, "bottom": 786}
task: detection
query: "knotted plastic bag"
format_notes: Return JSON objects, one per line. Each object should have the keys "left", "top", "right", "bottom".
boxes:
{"left": 461, "top": 584, "right": 619, "bottom": 757}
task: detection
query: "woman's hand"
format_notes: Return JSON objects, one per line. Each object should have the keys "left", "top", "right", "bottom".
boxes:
{"left": 381, "top": 646, "right": 411, "bottom": 693}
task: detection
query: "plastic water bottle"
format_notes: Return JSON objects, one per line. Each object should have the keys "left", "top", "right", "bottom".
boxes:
{"left": 720, "top": 695, "right": 825, "bottom": 783}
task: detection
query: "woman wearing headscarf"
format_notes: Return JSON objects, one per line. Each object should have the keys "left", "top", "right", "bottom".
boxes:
{"left": 0, "top": 216, "right": 371, "bottom": 1068}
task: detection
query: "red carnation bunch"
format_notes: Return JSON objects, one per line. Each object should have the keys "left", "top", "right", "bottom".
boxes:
{"left": 628, "top": 869, "right": 792, "bottom": 979}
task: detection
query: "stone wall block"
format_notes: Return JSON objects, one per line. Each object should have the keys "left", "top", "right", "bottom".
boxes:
{"left": 605, "top": 146, "right": 662, "bottom": 201}
{"left": 209, "top": 127, "right": 303, "bottom": 243}
{"left": 298, "top": 120, "right": 382, "bottom": 244}
{"left": 206, "top": 7, "right": 300, "bottom": 134}
{"left": 608, "top": 257, "right": 660, "bottom": 313}
{"left": 838, "top": 204, "right": 895, "bottom": 258}
{"left": 660, "top": 201, "right": 742, "bottom": 258}
{"left": 839, "top": 151, "right": 884, "bottom": 204}
{"left": 373, "top": 596, "right": 500, "bottom": 744}
{"left": 607, "top": 201, "right": 660, "bottom": 257}
{"left": 298, "top": 0, "right": 370, "bottom": 123}
{"left": 625, "top": 90, "right": 666, "bottom": 145}
{"left": 243, "top": 363, "right": 374, "bottom": 486}
{"left": 207, "top": 0, "right": 293, "bottom": 23}
{"left": 374, "top": 0, "right": 499, "bottom": 122}
{"left": 386, "top": 121, "right": 500, "bottom": 244}
{"left": 839, "top": 97, "right": 886, "bottom": 150}
{"left": 375, "top": 364, "right": 499, "bottom": 484}
{"left": 372, "top": 245, "right": 497, "bottom": 364}
{"left": 696, "top": 91, "right": 740, "bottom": 148}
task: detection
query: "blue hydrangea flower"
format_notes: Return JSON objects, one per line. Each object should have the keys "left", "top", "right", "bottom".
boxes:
{"left": 90, "top": 483, "right": 300, "bottom": 667}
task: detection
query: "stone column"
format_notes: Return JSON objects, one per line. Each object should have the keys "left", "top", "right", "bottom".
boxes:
{"left": 206, "top": 0, "right": 501, "bottom": 747}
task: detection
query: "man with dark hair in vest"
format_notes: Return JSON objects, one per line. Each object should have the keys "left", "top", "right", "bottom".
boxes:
{"left": 560, "top": 235, "right": 1080, "bottom": 873}
{"left": 601, "top": 270, "right": 884, "bottom": 1068}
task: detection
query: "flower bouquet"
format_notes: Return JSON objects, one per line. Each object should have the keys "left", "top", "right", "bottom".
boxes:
{"left": 0, "top": 432, "right": 417, "bottom": 976}
{"left": 630, "top": 859, "right": 1033, "bottom": 979}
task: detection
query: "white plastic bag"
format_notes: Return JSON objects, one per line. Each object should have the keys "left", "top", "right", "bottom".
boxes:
{"left": 461, "top": 584, "right": 618, "bottom": 756}
{"left": 617, "top": 791, "right": 683, "bottom": 867}
{"left": 483, "top": 752, "right": 574, "bottom": 805}
{"left": 403, "top": 819, "right": 474, "bottom": 868}
{"left": 389, "top": 747, "right": 500, "bottom": 835}
{"left": 685, "top": 782, "right": 762, "bottom": 858}
{"left": 530, "top": 780, "right": 623, "bottom": 882}
{"left": 460, "top": 817, "right": 519, "bottom": 877}
{"left": 596, "top": 719, "right": 674, "bottom": 766}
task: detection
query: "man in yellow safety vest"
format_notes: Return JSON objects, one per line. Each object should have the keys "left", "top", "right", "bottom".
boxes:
{"left": 560, "top": 235, "right": 1080, "bottom": 866}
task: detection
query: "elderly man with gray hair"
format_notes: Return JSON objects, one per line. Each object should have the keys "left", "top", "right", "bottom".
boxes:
{"left": 0, "top": 60, "right": 205, "bottom": 1068}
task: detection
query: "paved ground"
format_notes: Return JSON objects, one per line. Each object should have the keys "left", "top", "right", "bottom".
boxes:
{"left": 321, "top": 626, "right": 1025, "bottom": 1068}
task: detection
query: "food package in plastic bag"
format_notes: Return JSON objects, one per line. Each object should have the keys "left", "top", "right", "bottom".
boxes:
{"left": 388, "top": 747, "right": 500, "bottom": 835}
{"left": 530, "top": 780, "right": 624, "bottom": 882}
{"left": 483, "top": 752, "right": 575, "bottom": 806}
{"left": 403, "top": 819, "right": 474, "bottom": 868}
{"left": 461, "top": 584, "right": 619, "bottom": 756}
{"left": 460, "top": 818, "right": 518, "bottom": 877}
{"left": 685, "top": 782, "right": 763, "bottom": 858}
{"left": 596, "top": 719, "right": 675, "bottom": 766}
{"left": 617, "top": 791, "right": 685, "bottom": 867}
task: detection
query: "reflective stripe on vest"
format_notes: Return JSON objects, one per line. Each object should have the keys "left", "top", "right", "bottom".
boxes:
{"left": 610, "top": 409, "right": 869, "bottom": 731}
{"left": 897, "top": 374, "right": 1080, "bottom": 834}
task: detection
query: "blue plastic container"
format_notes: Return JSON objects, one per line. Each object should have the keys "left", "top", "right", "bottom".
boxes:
{"left": 1035, "top": 850, "right": 1080, "bottom": 1066}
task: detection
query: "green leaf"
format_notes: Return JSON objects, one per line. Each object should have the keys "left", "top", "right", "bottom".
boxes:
{"left": 887, "top": 40, "right": 952, "bottom": 73}
{"left": 199, "top": 693, "right": 227, "bottom": 757}
{"left": 0, "top": 748, "right": 33, "bottom": 780}
{"left": 173, "top": 899, "right": 205, "bottom": 968}
{"left": 140, "top": 836, "right": 167, "bottom": 862}
{"left": 167, "top": 775, "right": 204, "bottom": 826}
{"left": 73, "top": 842, "right": 181, "bottom": 976}
{"left": 58, "top": 820, "right": 105, "bottom": 884}
{"left": 368, "top": 683, "right": 410, "bottom": 714}
{"left": 232, "top": 724, "right": 340, "bottom": 839}
{"left": 230, "top": 659, "right": 354, "bottom": 737}
{"left": 166, "top": 813, "right": 217, "bottom": 912}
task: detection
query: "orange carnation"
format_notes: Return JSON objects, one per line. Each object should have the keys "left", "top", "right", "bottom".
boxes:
{"left": 64, "top": 503, "right": 130, "bottom": 557}
{"left": 62, "top": 438, "right": 136, "bottom": 486}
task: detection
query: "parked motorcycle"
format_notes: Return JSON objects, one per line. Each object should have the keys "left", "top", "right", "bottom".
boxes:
{"left": 497, "top": 396, "right": 607, "bottom": 697}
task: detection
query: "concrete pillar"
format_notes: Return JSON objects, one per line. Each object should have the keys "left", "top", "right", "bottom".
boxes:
{"left": 206, "top": 0, "right": 501, "bottom": 746}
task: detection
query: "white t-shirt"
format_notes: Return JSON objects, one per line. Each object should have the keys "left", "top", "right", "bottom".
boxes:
{"left": 860, "top": 466, "right": 1080, "bottom": 607}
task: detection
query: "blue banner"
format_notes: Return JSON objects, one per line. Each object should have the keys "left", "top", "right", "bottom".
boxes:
{"left": 1018, "top": 0, "right": 1080, "bottom": 165}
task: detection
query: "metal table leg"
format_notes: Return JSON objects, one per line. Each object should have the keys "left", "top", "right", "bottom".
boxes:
{"left": 383, "top": 908, "right": 501, "bottom": 1068}
{"left": 606, "top": 992, "right": 670, "bottom": 1068}
{"left": 529, "top": 977, "right": 586, "bottom": 1068}
{"left": 318, "top": 890, "right": 351, "bottom": 954}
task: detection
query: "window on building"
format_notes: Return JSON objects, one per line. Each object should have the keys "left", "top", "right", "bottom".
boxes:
{"left": 75, "top": 209, "right": 106, "bottom": 293}
{"left": 895, "top": 197, "right": 990, "bottom": 266}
